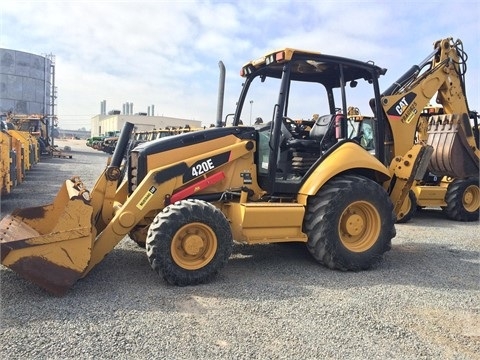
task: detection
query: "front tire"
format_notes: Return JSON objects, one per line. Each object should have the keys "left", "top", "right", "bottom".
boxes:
{"left": 443, "top": 177, "right": 479, "bottom": 222}
{"left": 146, "top": 199, "right": 233, "bottom": 286}
{"left": 304, "top": 175, "right": 395, "bottom": 271}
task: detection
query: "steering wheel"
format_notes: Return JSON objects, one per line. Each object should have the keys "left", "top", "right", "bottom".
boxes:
{"left": 283, "top": 116, "right": 303, "bottom": 135}
{"left": 280, "top": 116, "right": 296, "bottom": 146}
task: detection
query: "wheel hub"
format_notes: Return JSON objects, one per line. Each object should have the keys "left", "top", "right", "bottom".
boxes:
{"left": 338, "top": 201, "right": 380, "bottom": 252}
{"left": 463, "top": 185, "right": 479, "bottom": 212}
{"left": 182, "top": 234, "right": 204, "bottom": 256}
{"left": 344, "top": 213, "right": 364, "bottom": 236}
{"left": 171, "top": 222, "right": 218, "bottom": 270}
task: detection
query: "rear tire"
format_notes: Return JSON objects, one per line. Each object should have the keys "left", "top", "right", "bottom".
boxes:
{"left": 443, "top": 177, "right": 479, "bottom": 222}
{"left": 146, "top": 199, "right": 233, "bottom": 286}
{"left": 396, "top": 190, "right": 417, "bottom": 223}
{"left": 303, "top": 175, "right": 395, "bottom": 271}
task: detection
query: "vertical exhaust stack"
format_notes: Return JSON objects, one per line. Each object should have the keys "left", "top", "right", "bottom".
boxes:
{"left": 216, "top": 61, "right": 226, "bottom": 127}
{"left": 110, "top": 122, "right": 135, "bottom": 168}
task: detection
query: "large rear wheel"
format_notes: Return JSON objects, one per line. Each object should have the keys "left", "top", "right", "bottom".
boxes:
{"left": 443, "top": 177, "right": 479, "bottom": 222}
{"left": 304, "top": 175, "right": 395, "bottom": 271}
{"left": 146, "top": 199, "right": 233, "bottom": 286}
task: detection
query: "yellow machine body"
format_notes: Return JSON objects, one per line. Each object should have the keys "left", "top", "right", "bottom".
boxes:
{"left": 2, "top": 39, "right": 474, "bottom": 295}
{"left": 0, "top": 123, "right": 423, "bottom": 294}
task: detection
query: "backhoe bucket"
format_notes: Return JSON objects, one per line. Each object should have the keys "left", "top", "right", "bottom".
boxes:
{"left": 0, "top": 177, "right": 94, "bottom": 295}
{"left": 427, "top": 113, "right": 479, "bottom": 178}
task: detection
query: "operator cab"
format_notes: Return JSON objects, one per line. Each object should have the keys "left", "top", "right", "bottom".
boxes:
{"left": 233, "top": 49, "right": 387, "bottom": 196}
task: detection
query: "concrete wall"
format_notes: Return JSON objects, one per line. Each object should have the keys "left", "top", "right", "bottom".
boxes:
{"left": 0, "top": 48, "right": 52, "bottom": 115}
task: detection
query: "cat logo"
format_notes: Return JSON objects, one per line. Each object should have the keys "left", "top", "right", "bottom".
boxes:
{"left": 386, "top": 92, "right": 417, "bottom": 121}
{"left": 395, "top": 97, "right": 409, "bottom": 115}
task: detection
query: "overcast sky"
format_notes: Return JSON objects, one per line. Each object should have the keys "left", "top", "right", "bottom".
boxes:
{"left": 1, "top": 0, "right": 479, "bottom": 130}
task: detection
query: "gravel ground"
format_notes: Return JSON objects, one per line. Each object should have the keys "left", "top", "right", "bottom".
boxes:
{"left": 0, "top": 139, "right": 479, "bottom": 360}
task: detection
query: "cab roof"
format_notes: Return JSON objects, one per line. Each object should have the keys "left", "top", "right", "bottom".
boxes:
{"left": 240, "top": 48, "right": 387, "bottom": 87}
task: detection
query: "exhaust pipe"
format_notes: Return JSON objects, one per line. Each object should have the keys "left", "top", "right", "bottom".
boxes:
{"left": 216, "top": 61, "right": 226, "bottom": 127}
{"left": 110, "top": 122, "right": 135, "bottom": 168}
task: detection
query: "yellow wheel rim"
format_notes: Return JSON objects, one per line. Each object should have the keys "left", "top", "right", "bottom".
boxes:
{"left": 339, "top": 200, "right": 381, "bottom": 252}
{"left": 463, "top": 185, "right": 480, "bottom": 212}
{"left": 171, "top": 222, "right": 217, "bottom": 270}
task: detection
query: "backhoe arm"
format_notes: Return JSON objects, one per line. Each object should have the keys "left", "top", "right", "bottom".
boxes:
{"left": 380, "top": 38, "right": 469, "bottom": 158}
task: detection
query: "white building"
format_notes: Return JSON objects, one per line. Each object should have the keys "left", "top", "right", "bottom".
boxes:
{"left": 90, "top": 102, "right": 202, "bottom": 136}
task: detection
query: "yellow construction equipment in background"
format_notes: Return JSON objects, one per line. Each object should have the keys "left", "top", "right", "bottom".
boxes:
{"left": 0, "top": 115, "right": 40, "bottom": 194}
{"left": 0, "top": 112, "right": 59, "bottom": 194}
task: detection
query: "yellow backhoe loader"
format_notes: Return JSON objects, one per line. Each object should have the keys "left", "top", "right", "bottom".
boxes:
{"left": 0, "top": 121, "right": 15, "bottom": 194}
{"left": 6, "top": 113, "right": 53, "bottom": 157}
{"left": 0, "top": 117, "right": 36, "bottom": 194}
{"left": 376, "top": 38, "right": 479, "bottom": 222}
{"left": 2, "top": 41, "right": 470, "bottom": 295}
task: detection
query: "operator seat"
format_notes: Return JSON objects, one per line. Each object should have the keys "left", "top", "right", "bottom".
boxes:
{"left": 286, "top": 114, "right": 341, "bottom": 150}
{"left": 285, "top": 114, "right": 344, "bottom": 175}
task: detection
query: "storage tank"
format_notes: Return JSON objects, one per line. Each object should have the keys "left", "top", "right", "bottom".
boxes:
{"left": 0, "top": 48, "right": 53, "bottom": 116}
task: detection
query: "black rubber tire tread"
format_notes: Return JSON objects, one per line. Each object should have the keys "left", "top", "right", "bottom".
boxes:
{"left": 303, "top": 174, "right": 395, "bottom": 271}
{"left": 396, "top": 190, "right": 417, "bottom": 224}
{"left": 443, "top": 177, "right": 479, "bottom": 222}
{"left": 146, "top": 199, "right": 233, "bottom": 286}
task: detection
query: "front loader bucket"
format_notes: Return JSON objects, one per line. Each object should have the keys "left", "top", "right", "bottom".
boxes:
{"left": 0, "top": 177, "right": 94, "bottom": 295}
